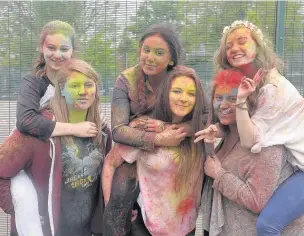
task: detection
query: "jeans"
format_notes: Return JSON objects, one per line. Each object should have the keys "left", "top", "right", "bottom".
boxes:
{"left": 256, "top": 170, "right": 304, "bottom": 236}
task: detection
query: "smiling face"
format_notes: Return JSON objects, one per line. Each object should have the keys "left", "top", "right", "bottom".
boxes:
{"left": 169, "top": 76, "right": 196, "bottom": 123}
{"left": 61, "top": 72, "right": 96, "bottom": 110}
{"left": 41, "top": 33, "right": 73, "bottom": 73}
{"left": 226, "top": 28, "right": 257, "bottom": 68}
{"left": 139, "top": 34, "right": 171, "bottom": 76}
{"left": 213, "top": 86, "right": 238, "bottom": 125}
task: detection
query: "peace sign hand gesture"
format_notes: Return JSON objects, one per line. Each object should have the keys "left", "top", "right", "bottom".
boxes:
{"left": 237, "top": 68, "right": 265, "bottom": 100}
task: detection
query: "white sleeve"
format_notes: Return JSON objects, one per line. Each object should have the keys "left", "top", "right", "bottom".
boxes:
{"left": 251, "top": 84, "right": 283, "bottom": 153}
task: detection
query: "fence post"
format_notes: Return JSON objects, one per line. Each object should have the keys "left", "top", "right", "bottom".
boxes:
{"left": 275, "top": 0, "right": 286, "bottom": 58}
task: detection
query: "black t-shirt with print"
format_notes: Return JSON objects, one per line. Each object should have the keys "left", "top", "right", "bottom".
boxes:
{"left": 58, "top": 137, "right": 103, "bottom": 236}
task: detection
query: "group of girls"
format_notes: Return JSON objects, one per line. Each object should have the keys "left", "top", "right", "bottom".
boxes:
{"left": 0, "top": 18, "right": 303, "bottom": 236}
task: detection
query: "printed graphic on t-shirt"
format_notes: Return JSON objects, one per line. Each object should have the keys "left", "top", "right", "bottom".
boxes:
{"left": 59, "top": 137, "right": 103, "bottom": 236}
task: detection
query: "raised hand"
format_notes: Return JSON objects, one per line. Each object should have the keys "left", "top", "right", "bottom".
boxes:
{"left": 194, "top": 124, "right": 219, "bottom": 143}
{"left": 237, "top": 68, "right": 265, "bottom": 100}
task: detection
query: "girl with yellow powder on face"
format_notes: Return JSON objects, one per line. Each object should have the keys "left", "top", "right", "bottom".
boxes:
{"left": 0, "top": 21, "right": 102, "bottom": 236}
{"left": 195, "top": 20, "right": 304, "bottom": 236}
{"left": 0, "top": 59, "right": 111, "bottom": 236}
{"left": 103, "top": 66, "right": 207, "bottom": 236}
{"left": 103, "top": 24, "right": 208, "bottom": 236}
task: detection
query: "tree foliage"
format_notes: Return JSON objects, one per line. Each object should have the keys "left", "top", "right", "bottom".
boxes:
{"left": 0, "top": 0, "right": 304, "bottom": 96}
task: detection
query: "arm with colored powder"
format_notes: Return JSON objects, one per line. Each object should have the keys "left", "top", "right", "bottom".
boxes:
{"left": 112, "top": 75, "right": 187, "bottom": 151}
{"left": 17, "top": 75, "right": 98, "bottom": 141}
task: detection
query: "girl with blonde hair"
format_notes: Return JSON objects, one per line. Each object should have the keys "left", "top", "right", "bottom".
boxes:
{"left": 4, "top": 20, "right": 100, "bottom": 236}
{"left": 0, "top": 59, "right": 111, "bottom": 236}
{"left": 200, "top": 69, "right": 304, "bottom": 236}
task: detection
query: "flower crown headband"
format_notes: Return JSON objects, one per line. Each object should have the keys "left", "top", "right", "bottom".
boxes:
{"left": 222, "top": 20, "right": 263, "bottom": 40}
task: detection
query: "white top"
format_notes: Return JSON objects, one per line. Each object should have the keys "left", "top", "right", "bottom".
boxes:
{"left": 250, "top": 68, "right": 304, "bottom": 171}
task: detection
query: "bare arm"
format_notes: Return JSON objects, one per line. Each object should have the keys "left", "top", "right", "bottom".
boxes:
{"left": 51, "top": 122, "right": 98, "bottom": 138}
{"left": 17, "top": 75, "right": 98, "bottom": 140}
{"left": 236, "top": 97, "right": 255, "bottom": 148}
{"left": 236, "top": 70, "right": 265, "bottom": 149}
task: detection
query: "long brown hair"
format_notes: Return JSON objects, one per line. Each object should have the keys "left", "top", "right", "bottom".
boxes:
{"left": 50, "top": 59, "right": 102, "bottom": 147}
{"left": 34, "top": 20, "right": 78, "bottom": 77}
{"left": 137, "top": 23, "right": 182, "bottom": 113}
{"left": 153, "top": 65, "right": 208, "bottom": 190}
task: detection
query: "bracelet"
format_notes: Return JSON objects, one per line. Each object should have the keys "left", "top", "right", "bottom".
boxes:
{"left": 235, "top": 101, "right": 248, "bottom": 110}
{"left": 235, "top": 101, "right": 246, "bottom": 107}
{"left": 158, "top": 121, "right": 165, "bottom": 132}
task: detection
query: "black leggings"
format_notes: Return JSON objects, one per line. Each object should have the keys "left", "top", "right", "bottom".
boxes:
{"left": 103, "top": 162, "right": 139, "bottom": 236}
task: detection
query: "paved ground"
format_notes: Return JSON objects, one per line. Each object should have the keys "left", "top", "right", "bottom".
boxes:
{"left": 0, "top": 100, "right": 203, "bottom": 235}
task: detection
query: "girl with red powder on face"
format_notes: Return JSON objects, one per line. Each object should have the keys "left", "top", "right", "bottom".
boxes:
{"left": 195, "top": 20, "right": 304, "bottom": 236}
{"left": 200, "top": 69, "right": 304, "bottom": 236}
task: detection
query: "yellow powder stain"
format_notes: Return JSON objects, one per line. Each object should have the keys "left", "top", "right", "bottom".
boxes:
{"left": 121, "top": 64, "right": 141, "bottom": 87}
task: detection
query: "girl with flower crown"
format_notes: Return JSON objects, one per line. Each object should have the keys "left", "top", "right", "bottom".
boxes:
{"left": 195, "top": 20, "right": 304, "bottom": 236}
{"left": 199, "top": 69, "right": 304, "bottom": 236}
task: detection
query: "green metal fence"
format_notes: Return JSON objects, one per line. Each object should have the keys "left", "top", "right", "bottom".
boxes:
{"left": 0, "top": 1, "right": 304, "bottom": 235}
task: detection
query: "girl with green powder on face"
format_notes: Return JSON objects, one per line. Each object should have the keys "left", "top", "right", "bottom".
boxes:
{"left": 1, "top": 20, "right": 101, "bottom": 236}
{"left": 0, "top": 59, "right": 112, "bottom": 236}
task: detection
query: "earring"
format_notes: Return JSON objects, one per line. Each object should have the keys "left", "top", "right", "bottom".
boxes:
{"left": 169, "top": 61, "right": 174, "bottom": 66}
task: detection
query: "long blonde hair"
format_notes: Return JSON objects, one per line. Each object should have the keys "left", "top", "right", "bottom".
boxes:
{"left": 214, "top": 21, "right": 284, "bottom": 112}
{"left": 34, "top": 20, "right": 78, "bottom": 77}
{"left": 50, "top": 59, "right": 102, "bottom": 147}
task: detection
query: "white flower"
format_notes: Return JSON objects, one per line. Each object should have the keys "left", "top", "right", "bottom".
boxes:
{"left": 222, "top": 20, "right": 264, "bottom": 40}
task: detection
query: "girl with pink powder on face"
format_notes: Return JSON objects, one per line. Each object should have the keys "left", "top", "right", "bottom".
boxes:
{"left": 103, "top": 66, "right": 207, "bottom": 236}
{"left": 102, "top": 24, "right": 209, "bottom": 236}
{"left": 199, "top": 69, "right": 304, "bottom": 236}
{"left": 195, "top": 20, "right": 304, "bottom": 236}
